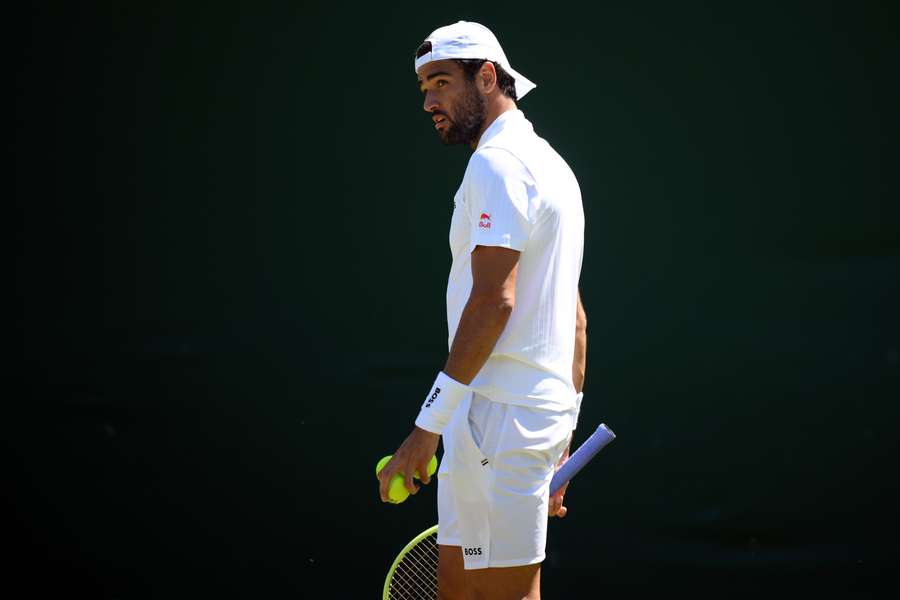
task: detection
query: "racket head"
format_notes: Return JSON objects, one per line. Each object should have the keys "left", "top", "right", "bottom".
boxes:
{"left": 383, "top": 524, "right": 439, "bottom": 600}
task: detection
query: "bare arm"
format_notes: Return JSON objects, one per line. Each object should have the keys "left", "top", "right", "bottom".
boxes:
{"left": 443, "top": 245, "right": 520, "bottom": 384}
{"left": 573, "top": 289, "right": 587, "bottom": 393}
{"left": 551, "top": 289, "right": 587, "bottom": 518}
{"left": 378, "top": 245, "right": 519, "bottom": 502}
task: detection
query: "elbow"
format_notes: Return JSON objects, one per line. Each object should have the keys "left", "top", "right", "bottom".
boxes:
{"left": 575, "top": 296, "right": 587, "bottom": 333}
{"left": 470, "top": 291, "right": 515, "bottom": 319}
{"left": 576, "top": 312, "right": 587, "bottom": 334}
{"left": 494, "top": 294, "right": 516, "bottom": 318}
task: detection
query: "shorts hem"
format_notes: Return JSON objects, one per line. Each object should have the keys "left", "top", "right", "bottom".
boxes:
{"left": 486, "top": 554, "right": 545, "bottom": 569}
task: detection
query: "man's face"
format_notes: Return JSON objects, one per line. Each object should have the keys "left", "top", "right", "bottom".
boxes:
{"left": 417, "top": 59, "right": 487, "bottom": 146}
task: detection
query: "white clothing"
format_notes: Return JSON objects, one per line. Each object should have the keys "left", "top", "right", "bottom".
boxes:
{"left": 414, "top": 21, "right": 537, "bottom": 100}
{"left": 436, "top": 392, "right": 574, "bottom": 569}
{"left": 446, "top": 109, "right": 585, "bottom": 411}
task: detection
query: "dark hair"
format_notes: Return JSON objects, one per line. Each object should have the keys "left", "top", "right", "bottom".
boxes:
{"left": 415, "top": 41, "right": 432, "bottom": 59}
{"left": 414, "top": 41, "right": 518, "bottom": 101}
{"left": 454, "top": 59, "right": 517, "bottom": 101}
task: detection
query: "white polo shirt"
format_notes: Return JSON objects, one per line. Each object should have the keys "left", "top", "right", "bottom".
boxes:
{"left": 446, "top": 109, "right": 585, "bottom": 411}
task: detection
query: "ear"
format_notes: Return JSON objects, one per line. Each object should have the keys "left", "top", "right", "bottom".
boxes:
{"left": 479, "top": 61, "right": 498, "bottom": 94}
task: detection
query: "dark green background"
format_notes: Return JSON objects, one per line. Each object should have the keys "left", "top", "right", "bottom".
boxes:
{"left": 12, "top": 1, "right": 899, "bottom": 597}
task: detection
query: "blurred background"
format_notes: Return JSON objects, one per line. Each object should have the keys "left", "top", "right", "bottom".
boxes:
{"left": 12, "top": 1, "right": 899, "bottom": 597}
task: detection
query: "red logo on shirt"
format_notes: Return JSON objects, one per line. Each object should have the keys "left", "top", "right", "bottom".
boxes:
{"left": 479, "top": 213, "right": 492, "bottom": 229}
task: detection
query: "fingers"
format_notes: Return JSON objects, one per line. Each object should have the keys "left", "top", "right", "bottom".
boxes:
{"left": 378, "top": 455, "right": 413, "bottom": 502}
{"left": 404, "top": 471, "right": 419, "bottom": 495}
{"left": 418, "top": 458, "right": 431, "bottom": 485}
{"left": 378, "top": 455, "right": 431, "bottom": 503}
{"left": 548, "top": 482, "right": 569, "bottom": 518}
{"left": 549, "top": 497, "right": 568, "bottom": 518}
{"left": 548, "top": 493, "right": 563, "bottom": 517}
{"left": 377, "top": 456, "right": 396, "bottom": 503}
{"left": 379, "top": 429, "right": 440, "bottom": 502}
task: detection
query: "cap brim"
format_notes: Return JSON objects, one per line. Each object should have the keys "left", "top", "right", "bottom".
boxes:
{"left": 503, "top": 65, "right": 536, "bottom": 99}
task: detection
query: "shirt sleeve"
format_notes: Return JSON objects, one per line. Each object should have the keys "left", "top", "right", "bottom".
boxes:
{"left": 463, "top": 147, "right": 535, "bottom": 253}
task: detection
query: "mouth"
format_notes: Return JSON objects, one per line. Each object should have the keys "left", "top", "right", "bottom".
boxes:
{"left": 433, "top": 114, "right": 449, "bottom": 130}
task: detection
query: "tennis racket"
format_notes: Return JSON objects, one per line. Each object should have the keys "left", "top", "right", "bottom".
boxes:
{"left": 382, "top": 423, "right": 616, "bottom": 600}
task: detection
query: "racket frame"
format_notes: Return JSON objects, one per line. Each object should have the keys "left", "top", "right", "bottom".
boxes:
{"left": 382, "top": 524, "right": 439, "bottom": 600}
{"left": 383, "top": 423, "right": 615, "bottom": 597}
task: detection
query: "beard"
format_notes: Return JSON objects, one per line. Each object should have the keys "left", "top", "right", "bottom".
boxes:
{"left": 439, "top": 81, "right": 487, "bottom": 146}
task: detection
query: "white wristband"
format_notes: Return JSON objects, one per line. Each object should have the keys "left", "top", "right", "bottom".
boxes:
{"left": 414, "top": 371, "right": 469, "bottom": 435}
{"left": 572, "top": 392, "right": 584, "bottom": 431}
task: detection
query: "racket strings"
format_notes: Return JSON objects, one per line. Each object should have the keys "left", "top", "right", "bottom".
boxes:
{"left": 390, "top": 541, "right": 438, "bottom": 599}
{"left": 388, "top": 531, "right": 439, "bottom": 599}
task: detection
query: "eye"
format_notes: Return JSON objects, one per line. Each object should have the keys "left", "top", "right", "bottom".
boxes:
{"left": 436, "top": 80, "right": 448, "bottom": 88}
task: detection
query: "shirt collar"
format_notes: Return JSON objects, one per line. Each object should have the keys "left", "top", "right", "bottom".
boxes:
{"left": 476, "top": 109, "right": 526, "bottom": 150}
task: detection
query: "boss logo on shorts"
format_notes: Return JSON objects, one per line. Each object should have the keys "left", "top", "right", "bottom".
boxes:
{"left": 424, "top": 387, "right": 441, "bottom": 408}
{"left": 463, "top": 547, "right": 483, "bottom": 556}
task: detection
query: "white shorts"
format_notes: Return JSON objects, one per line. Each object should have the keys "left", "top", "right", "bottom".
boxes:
{"left": 436, "top": 392, "right": 575, "bottom": 570}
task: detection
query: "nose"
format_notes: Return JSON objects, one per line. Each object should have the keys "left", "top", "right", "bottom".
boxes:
{"left": 423, "top": 90, "right": 439, "bottom": 114}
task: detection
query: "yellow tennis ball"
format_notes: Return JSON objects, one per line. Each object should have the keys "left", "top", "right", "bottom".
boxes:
{"left": 415, "top": 455, "right": 438, "bottom": 479}
{"left": 388, "top": 475, "right": 410, "bottom": 504}
{"left": 377, "top": 455, "right": 437, "bottom": 479}
{"left": 376, "top": 455, "right": 392, "bottom": 477}
{"left": 377, "top": 454, "right": 437, "bottom": 504}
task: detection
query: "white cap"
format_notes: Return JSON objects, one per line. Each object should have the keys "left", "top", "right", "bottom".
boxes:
{"left": 414, "top": 21, "right": 537, "bottom": 100}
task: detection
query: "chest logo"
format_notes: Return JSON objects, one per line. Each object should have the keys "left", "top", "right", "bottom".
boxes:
{"left": 478, "top": 213, "right": 492, "bottom": 229}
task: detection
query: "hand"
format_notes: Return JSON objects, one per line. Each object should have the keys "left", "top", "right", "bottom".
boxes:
{"left": 378, "top": 427, "right": 440, "bottom": 503}
{"left": 549, "top": 443, "right": 571, "bottom": 518}
{"left": 549, "top": 481, "right": 569, "bottom": 518}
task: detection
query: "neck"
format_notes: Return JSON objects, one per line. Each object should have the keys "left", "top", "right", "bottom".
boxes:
{"left": 470, "top": 95, "right": 518, "bottom": 150}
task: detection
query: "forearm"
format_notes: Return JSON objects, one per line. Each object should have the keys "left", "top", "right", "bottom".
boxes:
{"left": 573, "top": 327, "right": 586, "bottom": 393}
{"left": 572, "top": 291, "right": 587, "bottom": 393}
{"left": 443, "top": 295, "right": 513, "bottom": 385}
{"left": 563, "top": 313, "right": 586, "bottom": 458}
{"left": 558, "top": 305, "right": 585, "bottom": 491}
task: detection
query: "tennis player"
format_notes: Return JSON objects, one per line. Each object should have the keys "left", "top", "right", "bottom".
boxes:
{"left": 377, "top": 20, "right": 587, "bottom": 599}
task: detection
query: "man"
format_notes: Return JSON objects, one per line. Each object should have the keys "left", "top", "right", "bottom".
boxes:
{"left": 377, "top": 20, "right": 587, "bottom": 600}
